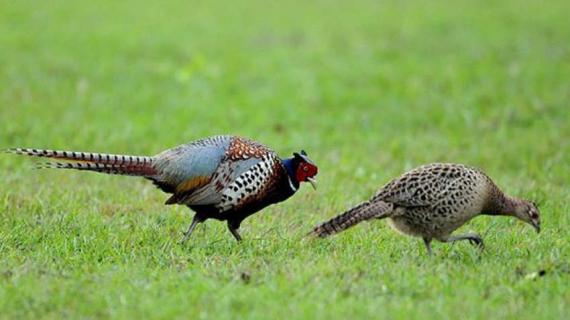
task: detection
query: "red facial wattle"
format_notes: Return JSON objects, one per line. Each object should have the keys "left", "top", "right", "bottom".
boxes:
{"left": 296, "top": 163, "right": 318, "bottom": 183}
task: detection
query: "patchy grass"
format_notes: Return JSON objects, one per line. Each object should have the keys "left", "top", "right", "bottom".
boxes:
{"left": 1, "top": 0, "right": 569, "bottom": 319}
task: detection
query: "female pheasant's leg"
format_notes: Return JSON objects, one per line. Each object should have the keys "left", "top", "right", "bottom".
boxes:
{"left": 444, "top": 233, "right": 484, "bottom": 249}
{"left": 423, "top": 238, "right": 433, "bottom": 256}
{"left": 180, "top": 215, "right": 203, "bottom": 244}
{"left": 227, "top": 220, "right": 243, "bottom": 242}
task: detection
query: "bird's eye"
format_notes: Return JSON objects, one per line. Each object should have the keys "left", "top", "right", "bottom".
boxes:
{"left": 303, "top": 166, "right": 308, "bottom": 172}
{"left": 530, "top": 211, "right": 538, "bottom": 219}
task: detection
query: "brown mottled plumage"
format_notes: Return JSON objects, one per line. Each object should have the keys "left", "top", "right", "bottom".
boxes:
{"left": 311, "top": 163, "right": 540, "bottom": 255}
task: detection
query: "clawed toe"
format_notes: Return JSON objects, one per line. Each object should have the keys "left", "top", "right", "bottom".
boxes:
{"left": 445, "top": 233, "right": 484, "bottom": 251}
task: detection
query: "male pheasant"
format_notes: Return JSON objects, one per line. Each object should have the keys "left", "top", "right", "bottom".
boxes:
{"left": 310, "top": 163, "right": 540, "bottom": 255}
{"left": 6, "top": 135, "right": 318, "bottom": 242}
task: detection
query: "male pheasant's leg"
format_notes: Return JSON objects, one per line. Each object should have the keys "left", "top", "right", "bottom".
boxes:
{"left": 227, "top": 221, "right": 243, "bottom": 242}
{"left": 423, "top": 238, "right": 433, "bottom": 256}
{"left": 444, "top": 233, "right": 484, "bottom": 249}
{"left": 180, "top": 215, "right": 203, "bottom": 244}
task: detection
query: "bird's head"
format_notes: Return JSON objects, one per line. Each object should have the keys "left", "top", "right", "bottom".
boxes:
{"left": 284, "top": 150, "right": 318, "bottom": 190}
{"left": 511, "top": 199, "right": 541, "bottom": 233}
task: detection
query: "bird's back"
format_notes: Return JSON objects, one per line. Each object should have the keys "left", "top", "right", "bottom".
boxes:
{"left": 374, "top": 163, "right": 486, "bottom": 205}
{"left": 152, "top": 136, "right": 232, "bottom": 191}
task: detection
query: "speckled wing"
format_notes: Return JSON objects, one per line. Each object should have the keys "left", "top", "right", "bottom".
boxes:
{"left": 179, "top": 157, "right": 262, "bottom": 205}
{"left": 215, "top": 154, "right": 282, "bottom": 212}
{"left": 373, "top": 163, "right": 473, "bottom": 208}
{"left": 184, "top": 136, "right": 276, "bottom": 207}
{"left": 153, "top": 136, "right": 275, "bottom": 207}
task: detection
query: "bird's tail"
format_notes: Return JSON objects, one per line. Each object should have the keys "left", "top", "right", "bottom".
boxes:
{"left": 309, "top": 200, "right": 393, "bottom": 238}
{"left": 4, "top": 147, "right": 157, "bottom": 177}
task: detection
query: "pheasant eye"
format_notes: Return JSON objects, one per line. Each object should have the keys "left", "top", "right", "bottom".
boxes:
{"left": 303, "top": 166, "right": 308, "bottom": 172}
{"left": 530, "top": 211, "right": 538, "bottom": 219}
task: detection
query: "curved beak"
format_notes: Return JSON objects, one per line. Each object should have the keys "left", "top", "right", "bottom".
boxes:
{"left": 533, "top": 222, "right": 541, "bottom": 234}
{"left": 307, "top": 177, "right": 317, "bottom": 190}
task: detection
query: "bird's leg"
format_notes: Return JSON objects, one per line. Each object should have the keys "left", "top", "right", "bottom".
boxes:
{"left": 444, "top": 233, "right": 484, "bottom": 249}
{"left": 227, "top": 220, "right": 243, "bottom": 242}
{"left": 180, "top": 214, "right": 203, "bottom": 244}
{"left": 423, "top": 237, "right": 433, "bottom": 256}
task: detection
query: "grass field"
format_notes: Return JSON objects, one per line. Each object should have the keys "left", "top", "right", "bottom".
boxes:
{"left": 1, "top": 0, "right": 569, "bottom": 318}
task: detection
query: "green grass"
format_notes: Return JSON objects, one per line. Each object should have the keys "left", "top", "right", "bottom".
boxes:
{"left": 1, "top": 0, "right": 569, "bottom": 318}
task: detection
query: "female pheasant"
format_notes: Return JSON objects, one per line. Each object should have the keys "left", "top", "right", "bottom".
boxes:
{"left": 7, "top": 135, "right": 318, "bottom": 242}
{"left": 310, "top": 163, "right": 540, "bottom": 255}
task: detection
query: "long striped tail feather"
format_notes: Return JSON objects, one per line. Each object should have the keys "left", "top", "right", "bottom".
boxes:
{"left": 35, "top": 161, "right": 157, "bottom": 176}
{"left": 5, "top": 147, "right": 157, "bottom": 177}
{"left": 5, "top": 148, "right": 152, "bottom": 165}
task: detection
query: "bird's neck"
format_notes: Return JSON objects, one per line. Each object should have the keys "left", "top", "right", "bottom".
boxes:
{"left": 484, "top": 189, "right": 519, "bottom": 217}
{"left": 282, "top": 157, "right": 300, "bottom": 190}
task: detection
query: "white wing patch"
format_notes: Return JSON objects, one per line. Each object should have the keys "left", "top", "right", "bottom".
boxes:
{"left": 216, "top": 155, "right": 277, "bottom": 212}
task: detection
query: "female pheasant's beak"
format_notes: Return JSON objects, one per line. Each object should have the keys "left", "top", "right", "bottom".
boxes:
{"left": 532, "top": 220, "right": 541, "bottom": 234}
{"left": 529, "top": 202, "right": 541, "bottom": 234}
{"left": 307, "top": 177, "right": 317, "bottom": 190}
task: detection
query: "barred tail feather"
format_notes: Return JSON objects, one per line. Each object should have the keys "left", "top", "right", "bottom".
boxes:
{"left": 36, "top": 162, "right": 157, "bottom": 176}
{"left": 6, "top": 147, "right": 157, "bottom": 177}
{"left": 309, "top": 201, "right": 393, "bottom": 238}
{"left": 5, "top": 148, "right": 152, "bottom": 166}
